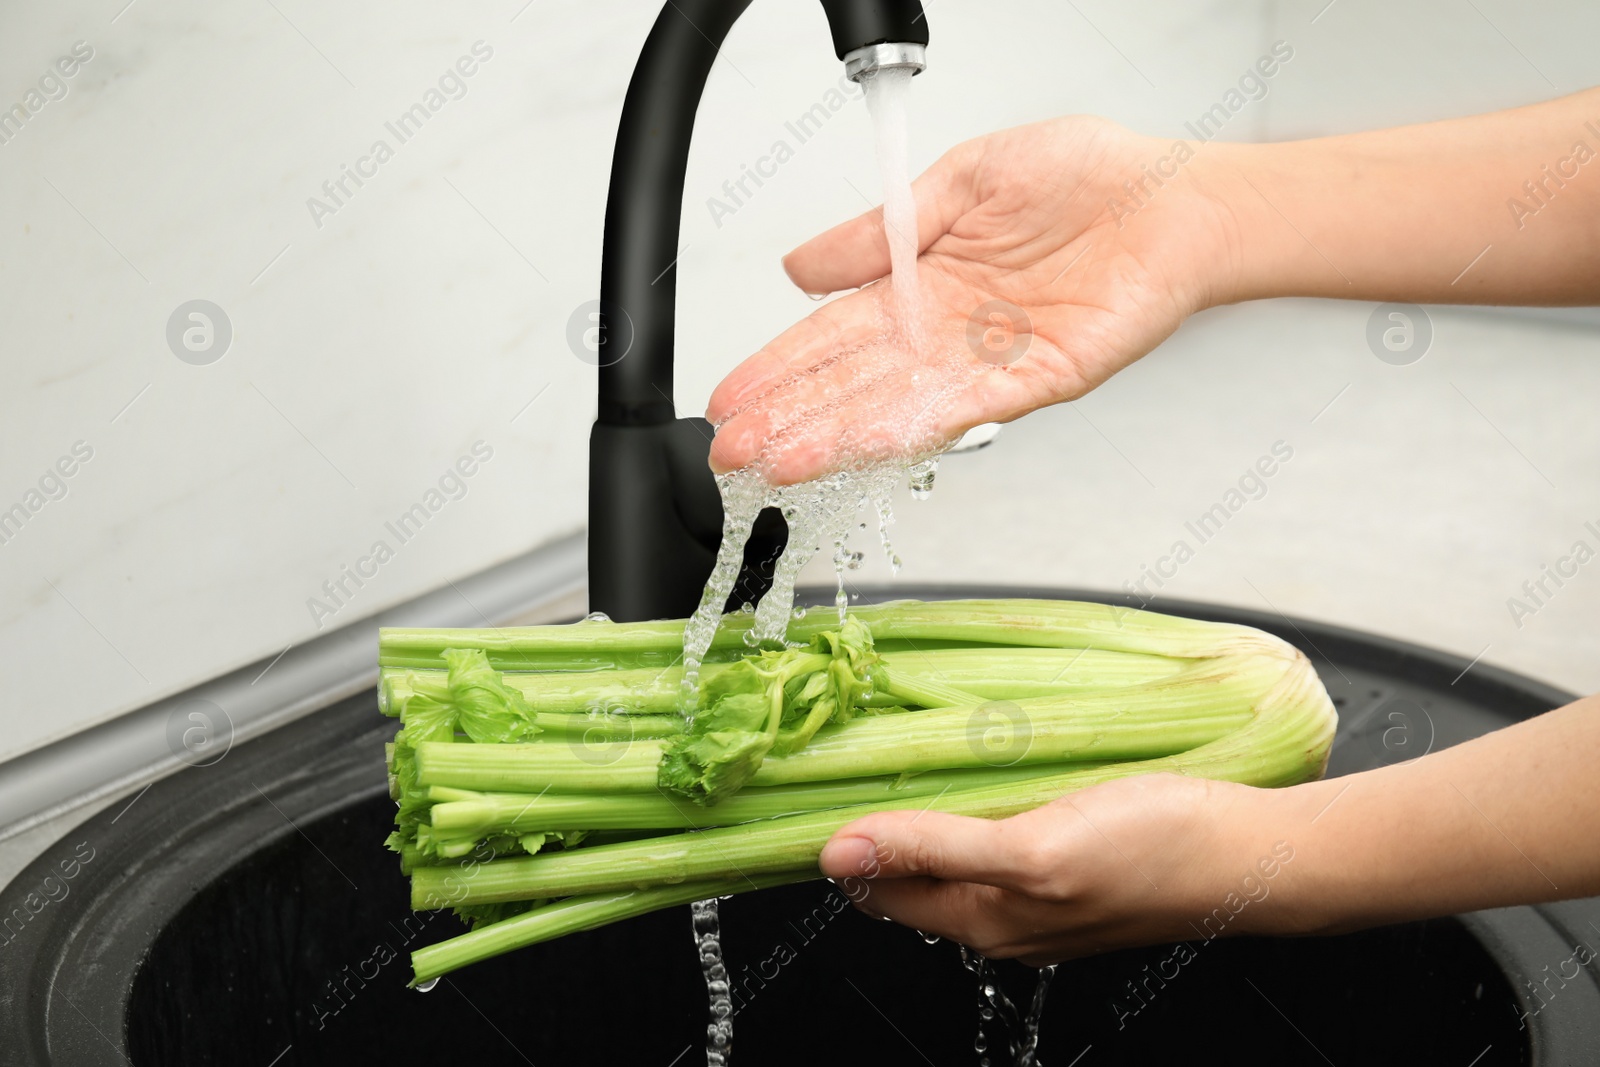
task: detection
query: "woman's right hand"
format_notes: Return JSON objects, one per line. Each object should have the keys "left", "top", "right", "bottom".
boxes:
{"left": 707, "top": 116, "right": 1247, "bottom": 485}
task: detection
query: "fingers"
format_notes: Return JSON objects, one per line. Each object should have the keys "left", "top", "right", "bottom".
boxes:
{"left": 709, "top": 354, "right": 1036, "bottom": 486}
{"left": 845, "top": 877, "right": 1079, "bottom": 964}
{"left": 708, "top": 361, "right": 908, "bottom": 482}
{"left": 854, "top": 876, "right": 1009, "bottom": 940}
{"left": 705, "top": 297, "right": 864, "bottom": 429}
{"left": 818, "top": 809, "right": 1049, "bottom": 896}
{"left": 781, "top": 145, "right": 978, "bottom": 296}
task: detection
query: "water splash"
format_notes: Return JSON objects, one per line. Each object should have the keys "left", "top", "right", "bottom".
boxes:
{"left": 692, "top": 898, "right": 733, "bottom": 1066}
{"left": 668, "top": 47, "right": 997, "bottom": 1067}
{"left": 679, "top": 476, "right": 766, "bottom": 696}
{"left": 678, "top": 461, "right": 916, "bottom": 689}
{"left": 678, "top": 63, "right": 979, "bottom": 685}
{"left": 876, "top": 496, "right": 903, "bottom": 575}
{"left": 961, "top": 947, "right": 1012, "bottom": 1067}
{"left": 956, "top": 947, "right": 1059, "bottom": 1066}
{"left": 1015, "top": 965, "right": 1058, "bottom": 1067}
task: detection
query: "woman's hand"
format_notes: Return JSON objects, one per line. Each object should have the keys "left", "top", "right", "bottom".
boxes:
{"left": 707, "top": 116, "right": 1246, "bottom": 485}
{"left": 817, "top": 773, "right": 1297, "bottom": 966}
{"left": 817, "top": 694, "right": 1600, "bottom": 965}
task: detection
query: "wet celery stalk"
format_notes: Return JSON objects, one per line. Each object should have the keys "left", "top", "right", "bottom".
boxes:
{"left": 407, "top": 656, "right": 1269, "bottom": 794}
{"left": 422, "top": 760, "right": 1123, "bottom": 842}
{"left": 410, "top": 654, "right": 1333, "bottom": 908}
{"left": 379, "top": 646, "right": 1185, "bottom": 717}
{"left": 410, "top": 872, "right": 805, "bottom": 986}
{"left": 380, "top": 598, "right": 1337, "bottom": 983}
{"left": 378, "top": 598, "right": 1269, "bottom": 671}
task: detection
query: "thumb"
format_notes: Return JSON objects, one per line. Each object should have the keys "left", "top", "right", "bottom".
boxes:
{"left": 818, "top": 809, "right": 1040, "bottom": 893}
{"left": 781, "top": 144, "right": 978, "bottom": 296}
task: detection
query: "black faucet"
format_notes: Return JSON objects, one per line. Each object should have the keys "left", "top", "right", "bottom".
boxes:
{"left": 588, "top": 0, "right": 929, "bottom": 622}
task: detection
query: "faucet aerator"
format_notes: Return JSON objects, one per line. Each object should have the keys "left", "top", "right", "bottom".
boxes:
{"left": 844, "top": 41, "right": 927, "bottom": 82}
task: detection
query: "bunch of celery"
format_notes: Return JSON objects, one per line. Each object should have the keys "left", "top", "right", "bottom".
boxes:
{"left": 379, "top": 599, "right": 1337, "bottom": 984}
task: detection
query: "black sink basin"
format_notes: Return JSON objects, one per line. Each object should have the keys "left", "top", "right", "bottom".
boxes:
{"left": 126, "top": 791, "right": 1527, "bottom": 1066}
{"left": 4, "top": 586, "right": 1597, "bottom": 1065}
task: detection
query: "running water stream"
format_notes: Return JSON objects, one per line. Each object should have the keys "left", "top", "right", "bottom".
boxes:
{"left": 692, "top": 898, "right": 734, "bottom": 1066}
{"left": 680, "top": 67, "right": 952, "bottom": 688}
{"left": 962, "top": 947, "right": 1059, "bottom": 1067}
{"left": 866, "top": 66, "right": 923, "bottom": 343}
{"left": 684, "top": 66, "right": 1048, "bottom": 1067}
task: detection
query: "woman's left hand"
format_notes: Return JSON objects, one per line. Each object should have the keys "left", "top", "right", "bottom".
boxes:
{"left": 817, "top": 772, "right": 1298, "bottom": 966}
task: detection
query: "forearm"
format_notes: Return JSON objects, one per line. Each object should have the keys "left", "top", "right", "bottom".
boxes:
{"left": 1204, "top": 88, "right": 1600, "bottom": 307}
{"left": 1252, "top": 694, "right": 1600, "bottom": 935}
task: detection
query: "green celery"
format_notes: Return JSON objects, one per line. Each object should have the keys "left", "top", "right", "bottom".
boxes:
{"left": 423, "top": 761, "right": 1122, "bottom": 841}
{"left": 411, "top": 648, "right": 1333, "bottom": 909}
{"left": 410, "top": 655, "right": 1275, "bottom": 794}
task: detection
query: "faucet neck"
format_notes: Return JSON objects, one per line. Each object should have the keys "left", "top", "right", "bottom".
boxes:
{"left": 589, "top": 0, "right": 927, "bottom": 622}
{"left": 596, "top": 0, "right": 928, "bottom": 425}
{"left": 597, "top": 0, "right": 753, "bottom": 426}
{"left": 818, "top": 0, "right": 929, "bottom": 61}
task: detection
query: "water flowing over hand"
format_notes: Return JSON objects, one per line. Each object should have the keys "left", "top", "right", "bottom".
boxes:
{"left": 708, "top": 117, "right": 1244, "bottom": 486}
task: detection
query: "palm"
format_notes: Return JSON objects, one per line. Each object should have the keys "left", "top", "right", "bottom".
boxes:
{"left": 708, "top": 118, "right": 1227, "bottom": 484}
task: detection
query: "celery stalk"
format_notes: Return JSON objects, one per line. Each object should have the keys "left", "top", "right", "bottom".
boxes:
{"left": 412, "top": 648, "right": 1333, "bottom": 909}
{"left": 380, "top": 646, "right": 1185, "bottom": 718}
{"left": 379, "top": 599, "right": 1276, "bottom": 672}
{"left": 423, "top": 760, "right": 1123, "bottom": 840}
{"left": 383, "top": 598, "right": 1338, "bottom": 982}
{"left": 410, "top": 656, "right": 1272, "bottom": 793}
{"left": 410, "top": 872, "right": 804, "bottom": 985}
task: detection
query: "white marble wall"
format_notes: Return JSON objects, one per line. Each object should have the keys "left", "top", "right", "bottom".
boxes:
{"left": 1, "top": 0, "right": 1596, "bottom": 763}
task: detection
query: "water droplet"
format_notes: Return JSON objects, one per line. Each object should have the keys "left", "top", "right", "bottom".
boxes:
{"left": 415, "top": 978, "right": 439, "bottom": 993}
{"left": 582, "top": 611, "right": 610, "bottom": 623}
{"left": 919, "top": 930, "right": 940, "bottom": 944}
{"left": 791, "top": 606, "right": 808, "bottom": 619}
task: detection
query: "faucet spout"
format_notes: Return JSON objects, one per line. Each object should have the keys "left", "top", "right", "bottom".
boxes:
{"left": 589, "top": 0, "right": 929, "bottom": 622}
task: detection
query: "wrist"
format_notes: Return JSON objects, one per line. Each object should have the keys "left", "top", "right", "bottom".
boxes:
{"left": 1184, "top": 140, "right": 1310, "bottom": 308}
{"left": 1189, "top": 778, "right": 1332, "bottom": 940}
